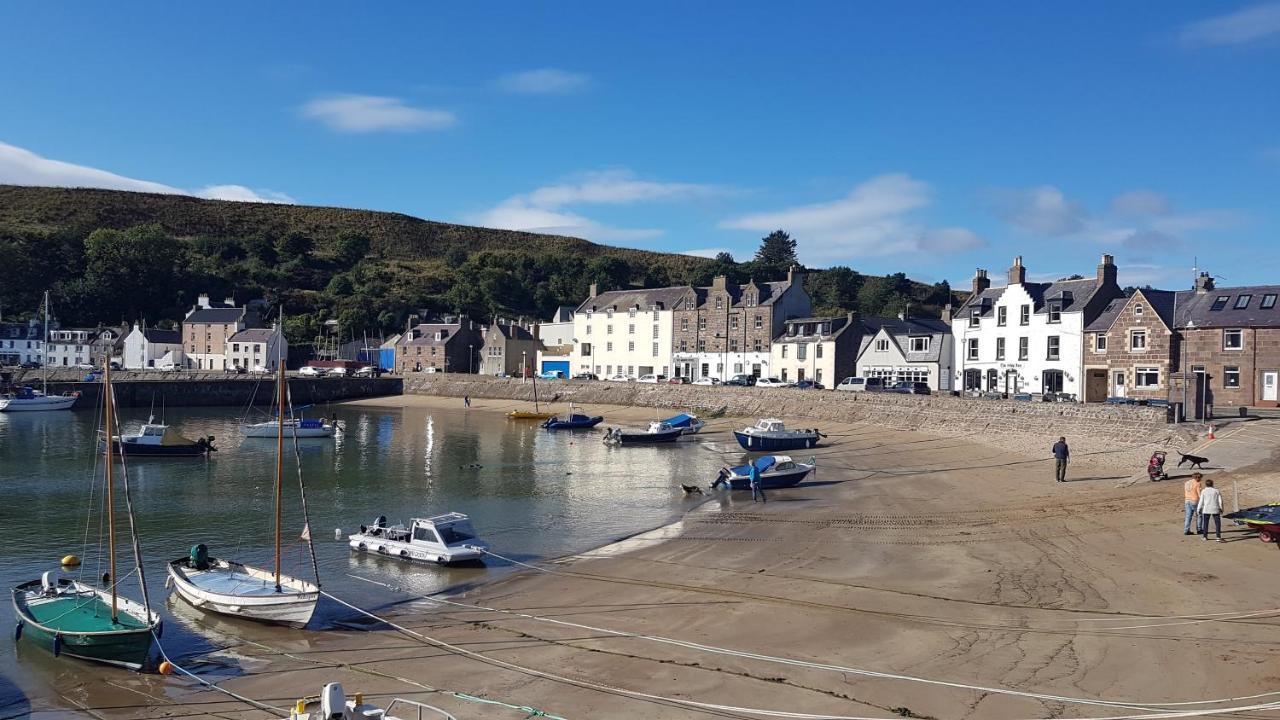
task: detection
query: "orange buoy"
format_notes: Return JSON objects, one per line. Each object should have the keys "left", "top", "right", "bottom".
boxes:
{"left": 158, "top": 661, "right": 174, "bottom": 675}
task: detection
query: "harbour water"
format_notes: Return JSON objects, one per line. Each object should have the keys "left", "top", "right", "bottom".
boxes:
{"left": 0, "top": 401, "right": 723, "bottom": 714}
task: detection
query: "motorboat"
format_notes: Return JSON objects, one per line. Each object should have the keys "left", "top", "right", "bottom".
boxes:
{"left": 243, "top": 417, "right": 337, "bottom": 438}
{"left": 0, "top": 386, "right": 79, "bottom": 412}
{"left": 713, "top": 455, "right": 815, "bottom": 490}
{"left": 348, "top": 512, "right": 487, "bottom": 565}
{"left": 733, "top": 418, "right": 822, "bottom": 451}
{"left": 541, "top": 403, "right": 603, "bottom": 430}
{"left": 661, "top": 412, "right": 705, "bottom": 435}
{"left": 167, "top": 546, "right": 319, "bottom": 627}
{"left": 285, "top": 682, "right": 454, "bottom": 720}
{"left": 603, "top": 421, "right": 685, "bottom": 445}
{"left": 105, "top": 421, "right": 215, "bottom": 457}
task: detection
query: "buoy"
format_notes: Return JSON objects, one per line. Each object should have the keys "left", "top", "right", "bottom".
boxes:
{"left": 60, "top": 554, "right": 80, "bottom": 567}
{"left": 52, "top": 633, "right": 62, "bottom": 657}
{"left": 1208, "top": 424, "right": 1216, "bottom": 440}
{"left": 14, "top": 621, "right": 23, "bottom": 642}
{"left": 334, "top": 528, "right": 342, "bottom": 538}
{"left": 158, "top": 660, "right": 174, "bottom": 675}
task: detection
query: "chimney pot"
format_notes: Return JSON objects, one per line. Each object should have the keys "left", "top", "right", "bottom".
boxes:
{"left": 1008, "top": 257, "right": 1026, "bottom": 286}
{"left": 1097, "top": 253, "right": 1118, "bottom": 288}
{"left": 972, "top": 268, "right": 991, "bottom": 296}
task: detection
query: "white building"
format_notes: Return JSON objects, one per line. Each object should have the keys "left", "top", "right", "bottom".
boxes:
{"left": 770, "top": 314, "right": 861, "bottom": 385}
{"left": 952, "top": 255, "right": 1122, "bottom": 398}
{"left": 0, "top": 320, "right": 48, "bottom": 366}
{"left": 856, "top": 316, "right": 955, "bottom": 391}
{"left": 535, "top": 306, "right": 575, "bottom": 378}
{"left": 571, "top": 284, "right": 691, "bottom": 379}
{"left": 122, "top": 323, "right": 184, "bottom": 369}
{"left": 227, "top": 325, "right": 288, "bottom": 371}
{"left": 46, "top": 327, "right": 121, "bottom": 368}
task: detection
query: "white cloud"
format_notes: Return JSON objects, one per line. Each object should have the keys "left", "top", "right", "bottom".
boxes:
{"left": 0, "top": 141, "right": 294, "bottom": 204}
{"left": 719, "top": 174, "right": 985, "bottom": 262}
{"left": 1111, "top": 190, "right": 1171, "bottom": 217}
{"left": 300, "top": 94, "right": 456, "bottom": 133}
{"left": 471, "top": 169, "right": 724, "bottom": 241}
{"left": 497, "top": 69, "right": 591, "bottom": 95}
{"left": 1178, "top": 2, "right": 1280, "bottom": 47}
{"left": 986, "top": 185, "right": 1087, "bottom": 235}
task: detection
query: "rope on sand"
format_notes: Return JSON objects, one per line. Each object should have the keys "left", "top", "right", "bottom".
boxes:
{"left": 151, "top": 630, "right": 286, "bottom": 715}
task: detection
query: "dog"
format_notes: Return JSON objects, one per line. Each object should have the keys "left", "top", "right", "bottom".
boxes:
{"left": 1177, "top": 452, "right": 1209, "bottom": 470}
{"left": 680, "top": 484, "right": 704, "bottom": 496}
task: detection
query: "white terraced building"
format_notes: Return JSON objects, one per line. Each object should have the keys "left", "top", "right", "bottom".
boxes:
{"left": 570, "top": 283, "right": 691, "bottom": 379}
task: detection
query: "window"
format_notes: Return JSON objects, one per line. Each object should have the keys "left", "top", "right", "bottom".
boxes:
{"left": 1134, "top": 304, "right": 1143, "bottom": 317}
{"left": 1224, "top": 329, "right": 1243, "bottom": 350}
{"left": 1095, "top": 334, "right": 1107, "bottom": 352}
{"left": 607, "top": 324, "right": 613, "bottom": 335}
{"left": 232, "top": 344, "right": 239, "bottom": 352}
{"left": 753, "top": 339, "right": 763, "bottom": 352}
{"left": 606, "top": 342, "right": 613, "bottom": 352}
{"left": 875, "top": 339, "right": 890, "bottom": 351}
{"left": 586, "top": 325, "right": 592, "bottom": 335}
{"left": 997, "top": 307, "right": 1007, "bottom": 326}
{"left": 698, "top": 340, "right": 706, "bottom": 352}
{"left": 629, "top": 308, "right": 636, "bottom": 318}
{"left": 1224, "top": 366, "right": 1241, "bottom": 388}
{"left": 628, "top": 324, "right": 635, "bottom": 335}
{"left": 782, "top": 345, "right": 789, "bottom": 358}
{"left": 729, "top": 338, "right": 738, "bottom": 352}
{"left": 967, "top": 338, "right": 979, "bottom": 361}
{"left": 652, "top": 325, "right": 659, "bottom": 338}
{"left": 652, "top": 342, "right": 659, "bottom": 356}
{"left": 582, "top": 343, "right": 592, "bottom": 356}
{"left": 1235, "top": 295, "right": 1252, "bottom": 309}
{"left": 910, "top": 337, "right": 929, "bottom": 353}
{"left": 1046, "top": 336, "right": 1060, "bottom": 360}
{"left": 1263, "top": 294, "right": 1277, "bottom": 309}
{"left": 679, "top": 340, "right": 687, "bottom": 352}
{"left": 715, "top": 297, "right": 722, "bottom": 309}
{"left": 698, "top": 317, "right": 707, "bottom": 331}
{"left": 797, "top": 344, "right": 807, "bottom": 360}
{"left": 1047, "top": 302, "right": 1062, "bottom": 324}
{"left": 1018, "top": 337, "right": 1028, "bottom": 360}
{"left": 816, "top": 344, "right": 823, "bottom": 358}
{"left": 995, "top": 337, "right": 1006, "bottom": 360}
{"left": 755, "top": 314, "right": 763, "bottom": 329}
{"left": 730, "top": 316, "right": 739, "bottom": 331}
{"left": 969, "top": 309, "right": 980, "bottom": 328}
{"left": 1130, "top": 329, "right": 1146, "bottom": 350}
{"left": 628, "top": 341, "right": 635, "bottom": 352}
{"left": 1020, "top": 305, "right": 1030, "bottom": 325}
{"left": 1135, "top": 367, "right": 1159, "bottom": 388}
{"left": 1210, "top": 295, "right": 1230, "bottom": 311}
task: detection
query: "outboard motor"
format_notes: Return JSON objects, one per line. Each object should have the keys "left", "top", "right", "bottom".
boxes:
{"left": 320, "top": 682, "right": 347, "bottom": 719}
{"left": 41, "top": 571, "right": 59, "bottom": 596}
{"left": 189, "top": 543, "right": 210, "bottom": 571}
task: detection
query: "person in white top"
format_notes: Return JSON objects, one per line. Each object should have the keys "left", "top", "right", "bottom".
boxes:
{"left": 1196, "top": 478, "right": 1224, "bottom": 542}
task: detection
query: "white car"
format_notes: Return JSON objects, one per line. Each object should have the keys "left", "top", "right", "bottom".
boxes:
{"left": 636, "top": 374, "right": 665, "bottom": 383}
{"left": 692, "top": 377, "right": 721, "bottom": 386}
{"left": 836, "top": 376, "right": 886, "bottom": 392}
{"left": 606, "top": 374, "right": 632, "bottom": 382}
{"left": 75, "top": 363, "right": 96, "bottom": 370}
{"left": 328, "top": 367, "right": 349, "bottom": 377}
{"left": 251, "top": 364, "right": 269, "bottom": 374}
{"left": 298, "top": 366, "right": 326, "bottom": 377}
{"left": 755, "top": 377, "right": 792, "bottom": 388}
{"left": 353, "top": 366, "right": 375, "bottom": 377}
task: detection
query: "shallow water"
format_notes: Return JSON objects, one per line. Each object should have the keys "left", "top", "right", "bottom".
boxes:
{"left": 0, "top": 401, "right": 726, "bottom": 712}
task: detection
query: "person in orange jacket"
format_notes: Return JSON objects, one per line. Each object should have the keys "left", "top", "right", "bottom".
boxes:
{"left": 1183, "top": 472, "right": 1203, "bottom": 535}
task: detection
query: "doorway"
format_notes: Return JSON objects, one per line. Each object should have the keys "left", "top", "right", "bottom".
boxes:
{"left": 1043, "top": 370, "right": 1065, "bottom": 394}
{"left": 1263, "top": 371, "right": 1278, "bottom": 402}
{"left": 1113, "top": 371, "right": 1126, "bottom": 398}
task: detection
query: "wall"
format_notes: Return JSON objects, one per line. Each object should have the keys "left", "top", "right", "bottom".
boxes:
{"left": 11, "top": 371, "right": 402, "bottom": 409}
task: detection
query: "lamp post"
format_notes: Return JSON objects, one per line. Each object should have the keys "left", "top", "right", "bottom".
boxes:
{"left": 522, "top": 350, "right": 527, "bottom": 384}
{"left": 468, "top": 343, "right": 473, "bottom": 374}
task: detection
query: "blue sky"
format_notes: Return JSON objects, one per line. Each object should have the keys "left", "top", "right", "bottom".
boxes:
{"left": 1, "top": 2, "right": 1277, "bottom": 289}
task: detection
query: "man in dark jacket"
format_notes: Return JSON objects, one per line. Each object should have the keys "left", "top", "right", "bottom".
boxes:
{"left": 1052, "top": 437, "right": 1069, "bottom": 482}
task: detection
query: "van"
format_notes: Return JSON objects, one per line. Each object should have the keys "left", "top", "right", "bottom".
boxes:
{"left": 836, "top": 377, "right": 884, "bottom": 392}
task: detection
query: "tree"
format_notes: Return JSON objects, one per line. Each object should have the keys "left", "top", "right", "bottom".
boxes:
{"left": 76, "top": 225, "right": 187, "bottom": 322}
{"left": 276, "top": 231, "right": 314, "bottom": 260}
{"left": 585, "top": 256, "right": 632, "bottom": 292}
{"left": 753, "top": 230, "right": 798, "bottom": 278}
{"left": 334, "top": 231, "right": 371, "bottom": 267}
{"left": 806, "top": 266, "right": 862, "bottom": 314}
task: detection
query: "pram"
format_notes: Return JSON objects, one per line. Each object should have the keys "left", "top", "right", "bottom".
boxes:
{"left": 1148, "top": 451, "right": 1168, "bottom": 482}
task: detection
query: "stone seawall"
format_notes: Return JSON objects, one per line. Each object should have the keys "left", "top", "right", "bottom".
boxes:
{"left": 405, "top": 375, "right": 1193, "bottom": 470}
{"left": 13, "top": 373, "right": 403, "bottom": 409}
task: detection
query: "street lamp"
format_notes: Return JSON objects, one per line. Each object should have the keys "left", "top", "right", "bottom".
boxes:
{"left": 522, "top": 350, "right": 527, "bottom": 384}
{"left": 468, "top": 343, "right": 473, "bottom": 374}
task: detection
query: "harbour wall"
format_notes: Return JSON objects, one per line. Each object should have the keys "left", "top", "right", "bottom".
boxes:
{"left": 6, "top": 371, "right": 402, "bottom": 409}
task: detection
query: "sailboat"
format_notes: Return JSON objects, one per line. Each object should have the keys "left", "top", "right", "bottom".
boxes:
{"left": 11, "top": 362, "right": 161, "bottom": 669}
{"left": 0, "top": 291, "right": 80, "bottom": 412}
{"left": 167, "top": 348, "right": 320, "bottom": 627}
{"left": 507, "top": 367, "right": 554, "bottom": 420}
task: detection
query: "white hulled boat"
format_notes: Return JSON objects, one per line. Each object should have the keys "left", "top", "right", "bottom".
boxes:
{"left": 0, "top": 292, "right": 79, "bottom": 413}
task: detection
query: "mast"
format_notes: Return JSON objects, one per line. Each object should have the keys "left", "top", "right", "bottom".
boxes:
{"left": 532, "top": 367, "right": 540, "bottom": 412}
{"left": 42, "top": 291, "right": 50, "bottom": 395}
{"left": 274, "top": 335, "right": 285, "bottom": 592}
{"left": 104, "top": 357, "right": 118, "bottom": 622}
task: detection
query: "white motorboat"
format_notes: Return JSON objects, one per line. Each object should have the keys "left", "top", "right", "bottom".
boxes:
{"left": 103, "top": 421, "right": 216, "bottom": 457}
{"left": 242, "top": 417, "right": 338, "bottom": 438}
{"left": 167, "top": 548, "right": 318, "bottom": 627}
{"left": 349, "top": 512, "right": 487, "bottom": 565}
{"left": 286, "top": 682, "right": 456, "bottom": 720}
{"left": 713, "top": 455, "right": 816, "bottom": 490}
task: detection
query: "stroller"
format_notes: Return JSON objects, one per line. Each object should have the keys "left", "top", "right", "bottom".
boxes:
{"left": 1148, "top": 451, "right": 1168, "bottom": 482}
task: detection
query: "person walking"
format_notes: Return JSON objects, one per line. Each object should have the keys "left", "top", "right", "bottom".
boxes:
{"left": 1052, "top": 437, "right": 1070, "bottom": 482}
{"left": 749, "top": 463, "right": 766, "bottom": 503}
{"left": 1183, "top": 473, "right": 1203, "bottom": 535}
{"left": 1197, "top": 478, "right": 1224, "bottom": 542}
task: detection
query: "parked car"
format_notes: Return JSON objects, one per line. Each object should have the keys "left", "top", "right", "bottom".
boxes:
{"left": 573, "top": 372, "right": 599, "bottom": 381}
{"left": 836, "top": 377, "right": 886, "bottom": 392}
{"left": 232, "top": 364, "right": 247, "bottom": 374}
{"left": 353, "top": 366, "right": 376, "bottom": 377}
{"left": 538, "top": 370, "right": 564, "bottom": 380}
{"left": 725, "top": 374, "right": 757, "bottom": 386}
{"left": 75, "top": 363, "right": 96, "bottom": 370}
{"left": 606, "top": 374, "right": 632, "bottom": 382}
{"left": 157, "top": 362, "right": 181, "bottom": 372}
{"left": 20, "top": 361, "right": 41, "bottom": 369}
{"left": 667, "top": 377, "right": 688, "bottom": 384}
{"left": 792, "top": 380, "right": 825, "bottom": 390}
{"left": 109, "top": 361, "right": 122, "bottom": 371}
{"left": 636, "top": 374, "right": 666, "bottom": 383}
{"left": 691, "top": 377, "right": 721, "bottom": 386}
{"left": 754, "top": 377, "right": 791, "bottom": 388}
{"left": 252, "top": 364, "right": 269, "bottom": 374}
{"left": 329, "top": 367, "right": 349, "bottom": 377}
{"left": 887, "top": 381, "right": 931, "bottom": 395}
{"left": 298, "top": 365, "right": 326, "bottom": 377}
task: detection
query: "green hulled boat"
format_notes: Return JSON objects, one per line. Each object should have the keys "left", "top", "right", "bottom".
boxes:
{"left": 12, "top": 362, "right": 160, "bottom": 670}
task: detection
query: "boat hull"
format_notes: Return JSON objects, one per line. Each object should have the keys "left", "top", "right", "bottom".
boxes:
{"left": 109, "top": 441, "right": 209, "bottom": 457}
{"left": 508, "top": 411, "right": 554, "bottom": 420}
{"left": 242, "top": 424, "right": 335, "bottom": 438}
{"left": 733, "top": 431, "right": 819, "bottom": 451}
{"left": 167, "top": 559, "right": 318, "bottom": 627}
{"left": 724, "top": 467, "right": 812, "bottom": 490}
{"left": 0, "top": 395, "right": 77, "bottom": 412}
{"left": 348, "top": 534, "right": 486, "bottom": 565}
{"left": 12, "top": 579, "right": 159, "bottom": 670}
{"left": 543, "top": 416, "right": 603, "bottom": 430}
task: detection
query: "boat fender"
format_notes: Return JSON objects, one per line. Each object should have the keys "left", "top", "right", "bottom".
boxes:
{"left": 14, "top": 620, "right": 23, "bottom": 642}
{"left": 400, "top": 550, "right": 409, "bottom": 558}
{"left": 155, "top": 620, "right": 162, "bottom": 638}
{"left": 158, "top": 660, "right": 174, "bottom": 675}
{"left": 357, "top": 543, "right": 366, "bottom": 551}
{"left": 164, "top": 576, "right": 173, "bottom": 589}
{"left": 61, "top": 554, "right": 81, "bottom": 567}
{"left": 359, "top": 525, "right": 367, "bottom": 534}
{"left": 377, "top": 546, "right": 387, "bottom": 555}
{"left": 52, "top": 633, "right": 62, "bottom": 657}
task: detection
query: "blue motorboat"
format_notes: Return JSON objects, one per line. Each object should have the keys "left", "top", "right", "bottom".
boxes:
{"left": 714, "top": 455, "right": 815, "bottom": 490}
{"left": 733, "top": 418, "right": 822, "bottom": 451}
{"left": 542, "top": 412, "right": 604, "bottom": 430}
{"left": 661, "top": 413, "right": 705, "bottom": 435}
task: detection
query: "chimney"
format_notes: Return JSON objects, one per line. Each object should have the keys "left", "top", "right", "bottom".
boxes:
{"left": 712, "top": 275, "right": 727, "bottom": 291}
{"left": 589, "top": 282, "right": 598, "bottom": 298}
{"left": 1194, "top": 272, "right": 1215, "bottom": 294}
{"left": 197, "top": 293, "right": 210, "bottom": 309}
{"left": 971, "top": 269, "right": 990, "bottom": 296}
{"left": 1097, "top": 254, "right": 1117, "bottom": 288}
{"left": 1008, "top": 256, "right": 1026, "bottom": 286}
{"left": 788, "top": 265, "right": 803, "bottom": 284}
{"left": 224, "top": 296, "right": 235, "bottom": 307}
{"left": 941, "top": 303, "right": 953, "bottom": 325}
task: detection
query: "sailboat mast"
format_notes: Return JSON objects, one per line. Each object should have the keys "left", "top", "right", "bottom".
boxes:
{"left": 532, "top": 370, "right": 540, "bottom": 412}
{"left": 42, "top": 291, "right": 50, "bottom": 396}
{"left": 274, "top": 345, "right": 285, "bottom": 592}
{"left": 104, "top": 357, "right": 118, "bottom": 623}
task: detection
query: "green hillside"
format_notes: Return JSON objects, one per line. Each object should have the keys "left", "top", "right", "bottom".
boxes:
{"left": 0, "top": 185, "right": 957, "bottom": 344}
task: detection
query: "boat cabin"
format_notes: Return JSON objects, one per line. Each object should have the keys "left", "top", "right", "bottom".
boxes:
{"left": 753, "top": 419, "right": 788, "bottom": 433}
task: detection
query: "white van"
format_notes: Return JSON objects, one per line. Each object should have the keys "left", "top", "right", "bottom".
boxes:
{"left": 836, "top": 377, "right": 885, "bottom": 392}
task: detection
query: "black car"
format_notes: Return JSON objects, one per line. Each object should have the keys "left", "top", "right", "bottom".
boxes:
{"left": 792, "top": 380, "right": 826, "bottom": 390}
{"left": 887, "top": 381, "right": 931, "bottom": 395}
{"left": 573, "top": 372, "right": 599, "bottom": 381}
{"left": 724, "top": 374, "right": 757, "bottom": 386}
{"left": 20, "top": 361, "right": 41, "bottom": 369}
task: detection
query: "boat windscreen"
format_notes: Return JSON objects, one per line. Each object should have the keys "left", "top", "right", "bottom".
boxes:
{"left": 753, "top": 456, "right": 779, "bottom": 472}
{"left": 438, "top": 524, "right": 476, "bottom": 544}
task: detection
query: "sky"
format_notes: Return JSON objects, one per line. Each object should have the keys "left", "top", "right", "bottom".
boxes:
{"left": 1, "top": 2, "right": 1277, "bottom": 290}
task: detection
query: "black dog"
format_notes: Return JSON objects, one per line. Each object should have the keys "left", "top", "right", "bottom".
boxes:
{"left": 1177, "top": 452, "right": 1209, "bottom": 470}
{"left": 680, "top": 484, "right": 704, "bottom": 496}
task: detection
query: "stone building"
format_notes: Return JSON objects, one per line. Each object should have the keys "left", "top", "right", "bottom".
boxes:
{"left": 480, "top": 319, "right": 541, "bottom": 376}
{"left": 1084, "top": 289, "right": 1178, "bottom": 402}
{"left": 570, "top": 284, "right": 692, "bottom": 379}
{"left": 769, "top": 314, "right": 861, "bottom": 385}
{"left": 396, "top": 316, "right": 484, "bottom": 374}
{"left": 183, "top": 294, "right": 254, "bottom": 371}
{"left": 1174, "top": 275, "right": 1280, "bottom": 411}
{"left": 670, "top": 268, "right": 810, "bottom": 382}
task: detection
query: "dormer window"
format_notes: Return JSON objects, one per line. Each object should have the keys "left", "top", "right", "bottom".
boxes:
{"left": 1047, "top": 302, "right": 1062, "bottom": 324}
{"left": 969, "top": 308, "right": 980, "bottom": 328}
{"left": 1210, "top": 296, "right": 1230, "bottom": 311}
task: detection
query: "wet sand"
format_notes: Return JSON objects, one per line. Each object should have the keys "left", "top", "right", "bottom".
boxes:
{"left": 32, "top": 396, "right": 1280, "bottom": 719}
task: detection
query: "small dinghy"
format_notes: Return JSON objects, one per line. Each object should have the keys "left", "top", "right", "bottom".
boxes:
{"left": 603, "top": 421, "right": 685, "bottom": 445}
{"left": 733, "top": 418, "right": 822, "bottom": 451}
{"left": 661, "top": 412, "right": 705, "bottom": 435}
{"left": 105, "top": 421, "right": 215, "bottom": 457}
{"left": 713, "top": 455, "right": 815, "bottom": 490}
{"left": 348, "top": 513, "right": 487, "bottom": 565}
{"left": 541, "top": 404, "right": 603, "bottom": 430}
{"left": 285, "top": 682, "right": 455, "bottom": 720}
{"left": 167, "top": 545, "right": 318, "bottom": 627}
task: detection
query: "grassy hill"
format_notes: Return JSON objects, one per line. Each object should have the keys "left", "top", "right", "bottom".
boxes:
{"left": 0, "top": 185, "right": 956, "bottom": 344}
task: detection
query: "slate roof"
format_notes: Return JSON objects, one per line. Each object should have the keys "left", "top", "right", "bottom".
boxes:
{"left": 576, "top": 286, "right": 695, "bottom": 314}
{"left": 186, "top": 308, "right": 246, "bottom": 324}
{"left": 959, "top": 278, "right": 1109, "bottom": 318}
{"left": 141, "top": 328, "right": 182, "bottom": 344}
{"left": 400, "top": 323, "right": 482, "bottom": 347}
{"left": 0, "top": 323, "right": 46, "bottom": 340}
{"left": 1084, "top": 289, "right": 1177, "bottom": 333}
{"left": 228, "top": 328, "right": 276, "bottom": 344}
{"left": 856, "top": 317, "right": 951, "bottom": 363}
{"left": 1174, "top": 285, "right": 1280, "bottom": 328}
{"left": 774, "top": 315, "right": 856, "bottom": 342}
{"left": 489, "top": 323, "right": 537, "bottom": 341}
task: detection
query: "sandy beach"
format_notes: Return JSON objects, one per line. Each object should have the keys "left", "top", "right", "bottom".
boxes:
{"left": 40, "top": 395, "right": 1280, "bottom": 719}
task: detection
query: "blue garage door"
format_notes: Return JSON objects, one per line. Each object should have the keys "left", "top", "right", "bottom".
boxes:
{"left": 541, "top": 360, "right": 570, "bottom": 378}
